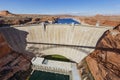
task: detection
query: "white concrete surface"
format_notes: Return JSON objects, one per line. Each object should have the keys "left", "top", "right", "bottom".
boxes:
{"left": 0, "top": 24, "right": 108, "bottom": 63}
{"left": 31, "top": 57, "right": 72, "bottom": 75}
{"left": 31, "top": 57, "right": 44, "bottom": 65}
{"left": 71, "top": 63, "right": 81, "bottom": 80}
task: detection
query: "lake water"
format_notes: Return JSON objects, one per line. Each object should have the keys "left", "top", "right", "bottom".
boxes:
{"left": 56, "top": 18, "right": 80, "bottom": 24}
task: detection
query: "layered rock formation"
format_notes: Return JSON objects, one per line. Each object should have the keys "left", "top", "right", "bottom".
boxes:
{"left": 0, "top": 33, "right": 11, "bottom": 58}
{"left": 79, "top": 15, "right": 120, "bottom": 27}
{"left": 1, "top": 10, "right": 120, "bottom": 27}
{"left": 0, "top": 10, "right": 10, "bottom": 16}
{"left": 86, "top": 24, "right": 120, "bottom": 80}
{"left": 0, "top": 33, "right": 31, "bottom": 80}
{"left": 0, "top": 10, "right": 58, "bottom": 27}
{"left": 0, "top": 10, "right": 16, "bottom": 17}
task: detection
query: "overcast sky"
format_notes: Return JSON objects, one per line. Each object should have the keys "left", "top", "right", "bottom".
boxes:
{"left": 0, "top": 0, "right": 120, "bottom": 15}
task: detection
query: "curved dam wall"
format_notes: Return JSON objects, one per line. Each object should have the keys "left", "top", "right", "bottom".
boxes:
{"left": 0, "top": 24, "right": 107, "bottom": 63}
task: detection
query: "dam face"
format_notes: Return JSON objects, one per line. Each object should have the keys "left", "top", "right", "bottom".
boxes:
{"left": 0, "top": 24, "right": 107, "bottom": 63}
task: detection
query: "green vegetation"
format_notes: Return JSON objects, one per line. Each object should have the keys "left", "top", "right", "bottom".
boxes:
{"left": 29, "top": 70, "right": 69, "bottom": 80}
{"left": 43, "top": 54, "right": 72, "bottom": 62}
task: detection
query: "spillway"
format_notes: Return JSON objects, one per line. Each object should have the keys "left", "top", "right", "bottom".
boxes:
{"left": 0, "top": 24, "right": 108, "bottom": 63}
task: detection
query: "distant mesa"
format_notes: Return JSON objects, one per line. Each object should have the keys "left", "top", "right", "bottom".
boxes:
{"left": 0, "top": 10, "right": 120, "bottom": 27}
{"left": 0, "top": 10, "right": 16, "bottom": 17}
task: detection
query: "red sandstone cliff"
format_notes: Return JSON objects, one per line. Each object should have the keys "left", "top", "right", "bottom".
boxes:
{"left": 0, "top": 10, "right": 16, "bottom": 17}
{"left": 0, "top": 33, "right": 31, "bottom": 80}
{"left": 0, "top": 33, "right": 11, "bottom": 58}
{"left": 86, "top": 24, "right": 120, "bottom": 80}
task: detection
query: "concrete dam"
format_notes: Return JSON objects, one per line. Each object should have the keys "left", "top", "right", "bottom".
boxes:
{"left": 0, "top": 24, "right": 108, "bottom": 63}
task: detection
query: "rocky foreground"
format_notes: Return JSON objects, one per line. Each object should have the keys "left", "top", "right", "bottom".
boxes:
{"left": 80, "top": 24, "right": 120, "bottom": 80}
{"left": 0, "top": 33, "right": 32, "bottom": 80}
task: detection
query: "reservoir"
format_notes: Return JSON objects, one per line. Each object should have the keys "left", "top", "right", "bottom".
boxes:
{"left": 56, "top": 18, "right": 80, "bottom": 24}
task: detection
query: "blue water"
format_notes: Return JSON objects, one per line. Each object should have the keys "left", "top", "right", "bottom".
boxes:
{"left": 56, "top": 18, "right": 80, "bottom": 24}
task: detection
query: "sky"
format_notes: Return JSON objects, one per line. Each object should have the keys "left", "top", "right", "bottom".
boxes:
{"left": 0, "top": 0, "right": 120, "bottom": 15}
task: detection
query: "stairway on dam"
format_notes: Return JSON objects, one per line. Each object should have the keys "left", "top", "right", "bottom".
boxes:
{"left": 0, "top": 24, "right": 108, "bottom": 63}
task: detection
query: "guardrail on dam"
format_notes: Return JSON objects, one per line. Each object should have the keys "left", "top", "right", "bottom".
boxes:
{"left": 0, "top": 24, "right": 108, "bottom": 63}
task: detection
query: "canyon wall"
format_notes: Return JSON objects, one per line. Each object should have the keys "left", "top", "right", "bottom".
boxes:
{"left": 0, "top": 33, "right": 31, "bottom": 80}
{"left": 86, "top": 24, "right": 120, "bottom": 80}
{"left": 0, "top": 33, "right": 12, "bottom": 58}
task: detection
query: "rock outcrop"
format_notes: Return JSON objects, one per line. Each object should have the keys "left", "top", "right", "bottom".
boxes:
{"left": 0, "top": 10, "right": 16, "bottom": 17}
{"left": 86, "top": 24, "right": 120, "bottom": 80}
{"left": 0, "top": 33, "right": 31, "bottom": 80}
{"left": 0, "top": 10, "right": 10, "bottom": 16}
{"left": 0, "top": 10, "right": 58, "bottom": 26}
{"left": 0, "top": 33, "right": 11, "bottom": 58}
